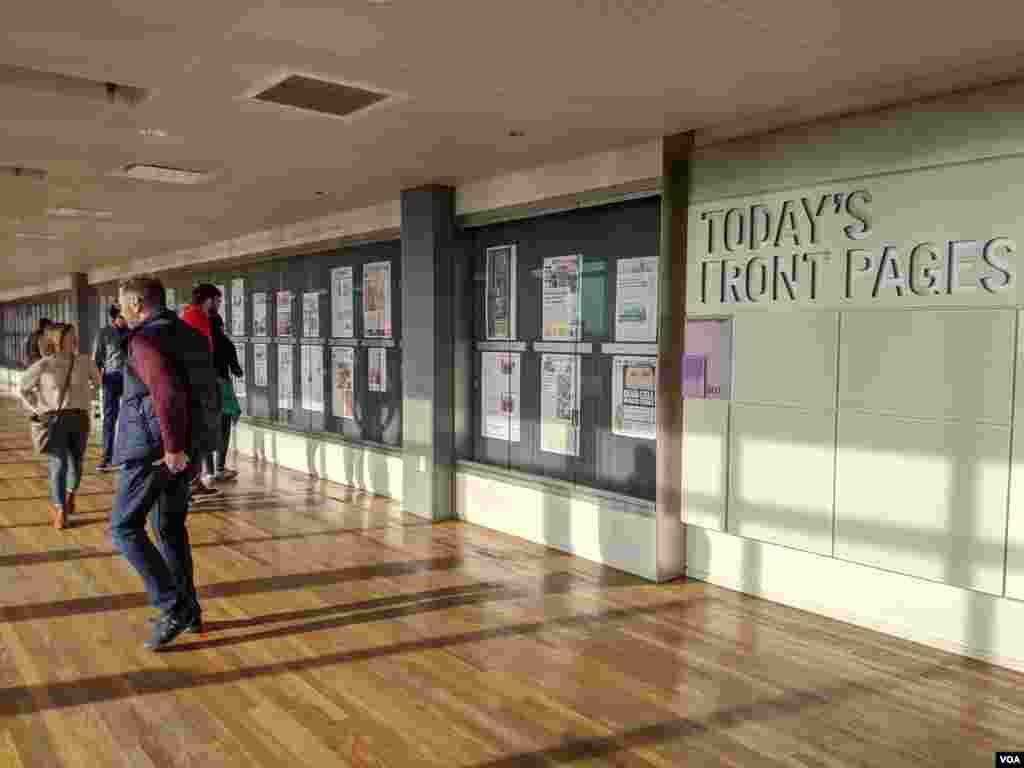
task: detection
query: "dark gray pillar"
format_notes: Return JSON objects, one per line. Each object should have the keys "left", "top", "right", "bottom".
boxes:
{"left": 69, "top": 272, "right": 89, "bottom": 333}
{"left": 655, "top": 133, "right": 694, "bottom": 581}
{"left": 401, "top": 186, "right": 459, "bottom": 520}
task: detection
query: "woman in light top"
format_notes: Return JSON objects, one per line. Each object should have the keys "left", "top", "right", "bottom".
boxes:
{"left": 19, "top": 323, "right": 100, "bottom": 529}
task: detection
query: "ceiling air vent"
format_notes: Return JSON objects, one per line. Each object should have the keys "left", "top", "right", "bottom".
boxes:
{"left": 0, "top": 165, "right": 47, "bottom": 181}
{"left": 0, "top": 63, "right": 147, "bottom": 105}
{"left": 248, "top": 73, "right": 393, "bottom": 120}
{"left": 110, "top": 164, "right": 214, "bottom": 185}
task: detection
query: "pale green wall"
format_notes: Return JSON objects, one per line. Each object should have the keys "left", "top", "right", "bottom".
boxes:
{"left": 683, "top": 79, "right": 1024, "bottom": 601}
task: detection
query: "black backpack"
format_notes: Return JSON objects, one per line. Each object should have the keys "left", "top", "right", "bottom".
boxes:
{"left": 165, "top": 316, "right": 223, "bottom": 459}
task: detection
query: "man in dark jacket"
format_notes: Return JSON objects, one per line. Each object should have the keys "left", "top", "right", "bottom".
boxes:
{"left": 111, "top": 275, "right": 222, "bottom": 650}
{"left": 25, "top": 318, "right": 51, "bottom": 364}
{"left": 93, "top": 305, "right": 129, "bottom": 471}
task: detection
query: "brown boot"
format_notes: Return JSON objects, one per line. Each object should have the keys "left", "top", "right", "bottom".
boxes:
{"left": 65, "top": 492, "right": 76, "bottom": 517}
{"left": 51, "top": 505, "right": 66, "bottom": 530}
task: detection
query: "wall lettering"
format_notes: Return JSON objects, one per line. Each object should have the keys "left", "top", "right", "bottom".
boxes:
{"left": 696, "top": 187, "right": 1015, "bottom": 306}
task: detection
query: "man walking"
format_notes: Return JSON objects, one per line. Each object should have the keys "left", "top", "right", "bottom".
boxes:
{"left": 111, "top": 276, "right": 222, "bottom": 650}
{"left": 94, "top": 304, "right": 129, "bottom": 472}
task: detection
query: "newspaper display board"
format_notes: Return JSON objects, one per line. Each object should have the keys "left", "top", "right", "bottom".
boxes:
{"left": 485, "top": 245, "right": 516, "bottom": 340}
{"left": 540, "top": 353, "right": 580, "bottom": 456}
{"left": 481, "top": 351, "right": 521, "bottom": 442}
{"left": 612, "top": 356, "right": 656, "bottom": 439}
{"left": 278, "top": 344, "right": 294, "bottom": 411}
{"left": 331, "top": 346, "right": 355, "bottom": 419}
{"left": 363, "top": 261, "right": 392, "bottom": 338}
{"left": 331, "top": 266, "right": 355, "bottom": 338}
{"left": 368, "top": 348, "right": 387, "bottom": 392}
{"left": 614, "top": 257, "right": 658, "bottom": 342}
{"left": 253, "top": 293, "right": 268, "bottom": 337}
{"left": 276, "top": 291, "right": 294, "bottom": 337}
{"left": 541, "top": 254, "right": 581, "bottom": 340}
{"left": 231, "top": 279, "right": 245, "bottom": 336}
{"left": 253, "top": 343, "right": 268, "bottom": 387}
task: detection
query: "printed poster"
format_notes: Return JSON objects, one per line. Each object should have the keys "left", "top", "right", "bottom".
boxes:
{"left": 215, "top": 284, "right": 226, "bottom": 320}
{"left": 330, "top": 266, "right": 355, "bottom": 338}
{"left": 253, "top": 343, "right": 268, "bottom": 387}
{"left": 481, "top": 351, "right": 521, "bottom": 442}
{"left": 368, "top": 348, "right": 387, "bottom": 392}
{"left": 612, "top": 356, "right": 656, "bottom": 440}
{"left": 278, "top": 345, "right": 294, "bottom": 412}
{"left": 276, "top": 291, "right": 293, "bottom": 337}
{"left": 485, "top": 244, "right": 516, "bottom": 340}
{"left": 253, "top": 293, "right": 268, "bottom": 337}
{"left": 542, "top": 254, "right": 581, "bottom": 340}
{"left": 540, "top": 353, "right": 581, "bottom": 456}
{"left": 231, "top": 279, "right": 245, "bottom": 336}
{"left": 234, "top": 342, "right": 247, "bottom": 399}
{"left": 166, "top": 288, "right": 177, "bottom": 314}
{"left": 363, "top": 261, "right": 392, "bottom": 338}
{"left": 303, "top": 292, "right": 320, "bottom": 338}
{"left": 615, "top": 257, "right": 658, "bottom": 342}
{"left": 301, "top": 344, "right": 325, "bottom": 413}
{"left": 331, "top": 346, "right": 355, "bottom": 420}
{"left": 683, "top": 318, "right": 733, "bottom": 399}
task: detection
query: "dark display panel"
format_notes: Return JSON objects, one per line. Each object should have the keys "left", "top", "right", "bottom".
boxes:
{"left": 197, "top": 239, "right": 402, "bottom": 449}
{"left": 466, "top": 198, "right": 660, "bottom": 501}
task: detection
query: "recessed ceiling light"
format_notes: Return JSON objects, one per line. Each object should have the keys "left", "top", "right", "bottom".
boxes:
{"left": 110, "top": 164, "right": 214, "bottom": 184}
{"left": 15, "top": 232, "right": 60, "bottom": 241}
{"left": 46, "top": 207, "right": 113, "bottom": 220}
{"left": 139, "top": 128, "right": 169, "bottom": 138}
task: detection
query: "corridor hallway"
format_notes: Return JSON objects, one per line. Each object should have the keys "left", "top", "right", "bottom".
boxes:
{"left": 0, "top": 397, "right": 1021, "bottom": 767}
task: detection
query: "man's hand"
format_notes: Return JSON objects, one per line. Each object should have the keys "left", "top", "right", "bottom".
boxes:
{"left": 164, "top": 451, "right": 189, "bottom": 474}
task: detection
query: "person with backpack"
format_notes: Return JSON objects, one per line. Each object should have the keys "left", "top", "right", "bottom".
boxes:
{"left": 93, "top": 304, "right": 130, "bottom": 472}
{"left": 180, "top": 285, "right": 221, "bottom": 500}
{"left": 208, "top": 294, "right": 243, "bottom": 482}
{"left": 111, "top": 276, "right": 223, "bottom": 650}
{"left": 19, "top": 323, "right": 100, "bottom": 529}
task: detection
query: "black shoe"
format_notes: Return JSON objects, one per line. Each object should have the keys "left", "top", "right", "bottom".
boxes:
{"left": 147, "top": 611, "right": 202, "bottom": 633}
{"left": 144, "top": 611, "right": 194, "bottom": 651}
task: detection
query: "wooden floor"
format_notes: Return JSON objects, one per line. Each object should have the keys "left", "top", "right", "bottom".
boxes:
{"left": 0, "top": 399, "right": 1022, "bottom": 767}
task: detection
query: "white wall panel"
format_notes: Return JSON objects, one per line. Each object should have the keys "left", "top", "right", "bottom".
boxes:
{"left": 840, "top": 309, "right": 1014, "bottom": 424}
{"left": 835, "top": 412, "right": 1009, "bottom": 595}
{"left": 683, "top": 399, "right": 729, "bottom": 531}
{"left": 734, "top": 312, "right": 838, "bottom": 409}
{"left": 728, "top": 404, "right": 835, "bottom": 555}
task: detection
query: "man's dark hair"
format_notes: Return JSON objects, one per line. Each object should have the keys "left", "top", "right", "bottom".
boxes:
{"left": 192, "top": 284, "right": 221, "bottom": 305}
{"left": 108, "top": 304, "right": 121, "bottom": 321}
{"left": 36, "top": 318, "right": 51, "bottom": 333}
{"left": 120, "top": 276, "right": 165, "bottom": 311}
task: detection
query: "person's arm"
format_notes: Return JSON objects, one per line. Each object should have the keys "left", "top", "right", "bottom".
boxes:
{"left": 93, "top": 328, "right": 106, "bottom": 373}
{"left": 84, "top": 355, "right": 101, "bottom": 389}
{"left": 18, "top": 360, "right": 43, "bottom": 415}
{"left": 130, "top": 336, "right": 190, "bottom": 463}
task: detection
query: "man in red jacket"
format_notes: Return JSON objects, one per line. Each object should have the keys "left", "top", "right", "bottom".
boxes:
{"left": 181, "top": 284, "right": 222, "bottom": 499}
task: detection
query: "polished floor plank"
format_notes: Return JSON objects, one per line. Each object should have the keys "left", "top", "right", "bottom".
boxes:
{"left": 1, "top": 398, "right": 1023, "bottom": 766}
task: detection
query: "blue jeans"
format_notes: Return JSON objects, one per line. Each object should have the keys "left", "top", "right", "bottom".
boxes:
{"left": 48, "top": 439, "right": 84, "bottom": 506}
{"left": 101, "top": 371, "right": 124, "bottom": 465}
{"left": 111, "top": 460, "right": 198, "bottom": 616}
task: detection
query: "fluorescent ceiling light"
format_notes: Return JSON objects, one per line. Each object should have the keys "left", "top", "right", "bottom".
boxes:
{"left": 15, "top": 232, "right": 60, "bottom": 241}
{"left": 46, "top": 207, "right": 113, "bottom": 220}
{"left": 111, "top": 163, "right": 213, "bottom": 184}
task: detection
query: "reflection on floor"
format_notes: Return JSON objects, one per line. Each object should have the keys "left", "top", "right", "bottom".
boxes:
{"left": 0, "top": 397, "right": 1021, "bottom": 767}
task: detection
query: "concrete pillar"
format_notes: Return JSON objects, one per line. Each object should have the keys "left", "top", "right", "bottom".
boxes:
{"left": 655, "top": 132, "right": 694, "bottom": 581}
{"left": 400, "top": 186, "right": 461, "bottom": 520}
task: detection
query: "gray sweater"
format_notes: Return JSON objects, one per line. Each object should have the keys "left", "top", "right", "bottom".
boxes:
{"left": 20, "top": 354, "right": 100, "bottom": 415}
